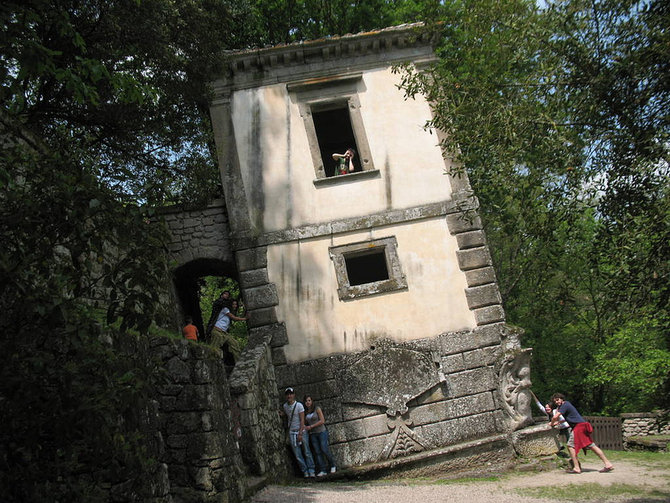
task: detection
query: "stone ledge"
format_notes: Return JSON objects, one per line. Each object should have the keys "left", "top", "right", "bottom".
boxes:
{"left": 625, "top": 435, "right": 669, "bottom": 451}
{"left": 333, "top": 433, "right": 513, "bottom": 480}
{"left": 510, "top": 423, "right": 559, "bottom": 457}
{"left": 230, "top": 200, "right": 476, "bottom": 248}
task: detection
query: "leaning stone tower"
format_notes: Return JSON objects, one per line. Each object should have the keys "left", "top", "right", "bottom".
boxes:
{"left": 209, "top": 23, "right": 555, "bottom": 475}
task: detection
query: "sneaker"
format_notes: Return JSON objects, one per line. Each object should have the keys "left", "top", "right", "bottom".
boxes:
{"left": 317, "top": 471, "right": 327, "bottom": 477}
{"left": 330, "top": 467, "right": 337, "bottom": 473}
{"left": 309, "top": 472, "right": 316, "bottom": 478}
{"left": 304, "top": 472, "right": 310, "bottom": 478}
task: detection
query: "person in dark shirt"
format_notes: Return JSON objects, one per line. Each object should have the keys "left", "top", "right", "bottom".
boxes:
{"left": 550, "top": 393, "right": 614, "bottom": 474}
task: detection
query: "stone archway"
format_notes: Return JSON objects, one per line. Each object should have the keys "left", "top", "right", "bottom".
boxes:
{"left": 173, "top": 258, "right": 238, "bottom": 337}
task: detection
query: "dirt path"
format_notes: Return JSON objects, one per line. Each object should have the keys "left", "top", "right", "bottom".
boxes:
{"left": 252, "top": 459, "right": 670, "bottom": 503}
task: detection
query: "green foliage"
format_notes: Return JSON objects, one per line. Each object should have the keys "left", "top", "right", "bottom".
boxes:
{"left": 247, "top": 0, "right": 437, "bottom": 44}
{"left": 398, "top": 0, "right": 670, "bottom": 413}
{"left": 199, "top": 276, "right": 248, "bottom": 350}
{"left": 586, "top": 317, "right": 670, "bottom": 414}
{"left": 0, "top": 315, "right": 159, "bottom": 502}
{"left": 0, "top": 0, "right": 254, "bottom": 498}
{"left": 1, "top": 0, "right": 253, "bottom": 206}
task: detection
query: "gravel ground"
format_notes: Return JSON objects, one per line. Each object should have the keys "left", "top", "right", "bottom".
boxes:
{"left": 252, "top": 459, "right": 670, "bottom": 503}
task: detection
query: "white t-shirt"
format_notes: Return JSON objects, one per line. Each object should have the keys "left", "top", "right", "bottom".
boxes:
{"left": 214, "top": 307, "right": 231, "bottom": 332}
{"left": 553, "top": 408, "right": 570, "bottom": 429}
{"left": 283, "top": 401, "right": 304, "bottom": 432}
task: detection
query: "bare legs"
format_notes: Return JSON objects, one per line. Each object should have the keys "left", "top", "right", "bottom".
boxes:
{"left": 568, "top": 443, "right": 613, "bottom": 473}
{"left": 588, "top": 443, "right": 614, "bottom": 470}
{"left": 567, "top": 446, "right": 581, "bottom": 472}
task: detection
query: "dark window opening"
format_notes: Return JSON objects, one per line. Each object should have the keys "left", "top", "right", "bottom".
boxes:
{"left": 345, "top": 249, "right": 389, "bottom": 286}
{"left": 312, "top": 106, "right": 361, "bottom": 177}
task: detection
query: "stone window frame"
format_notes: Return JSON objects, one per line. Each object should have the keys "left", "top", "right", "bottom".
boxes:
{"left": 329, "top": 236, "right": 407, "bottom": 301}
{"left": 288, "top": 75, "right": 377, "bottom": 184}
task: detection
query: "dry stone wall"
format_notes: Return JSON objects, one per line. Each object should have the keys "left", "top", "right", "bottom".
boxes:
{"left": 151, "top": 337, "right": 245, "bottom": 503}
{"left": 108, "top": 333, "right": 250, "bottom": 503}
{"left": 621, "top": 412, "right": 670, "bottom": 438}
{"left": 227, "top": 327, "right": 290, "bottom": 480}
{"left": 161, "top": 200, "right": 232, "bottom": 267}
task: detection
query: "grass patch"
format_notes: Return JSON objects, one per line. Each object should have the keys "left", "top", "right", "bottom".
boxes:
{"left": 604, "top": 449, "right": 670, "bottom": 470}
{"left": 518, "top": 482, "right": 669, "bottom": 501}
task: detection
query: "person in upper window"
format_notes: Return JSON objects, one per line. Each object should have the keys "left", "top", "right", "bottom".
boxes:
{"left": 332, "top": 148, "right": 356, "bottom": 175}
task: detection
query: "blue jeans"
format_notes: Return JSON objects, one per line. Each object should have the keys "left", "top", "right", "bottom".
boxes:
{"left": 309, "top": 429, "right": 336, "bottom": 472}
{"left": 289, "top": 431, "right": 315, "bottom": 475}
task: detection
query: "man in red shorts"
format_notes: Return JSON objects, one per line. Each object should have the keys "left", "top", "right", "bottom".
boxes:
{"left": 551, "top": 393, "right": 614, "bottom": 474}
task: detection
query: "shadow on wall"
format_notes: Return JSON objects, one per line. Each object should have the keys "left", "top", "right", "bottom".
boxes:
{"left": 173, "top": 258, "right": 238, "bottom": 337}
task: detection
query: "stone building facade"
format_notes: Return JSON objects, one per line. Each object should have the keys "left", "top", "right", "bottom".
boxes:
{"left": 198, "top": 22, "right": 555, "bottom": 480}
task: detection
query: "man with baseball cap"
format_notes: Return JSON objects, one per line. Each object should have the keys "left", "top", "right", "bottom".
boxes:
{"left": 282, "top": 387, "right": 315, "bottom": 478}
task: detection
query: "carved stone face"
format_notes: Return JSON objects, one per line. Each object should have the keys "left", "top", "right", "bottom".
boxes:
{"left": 518, "top": 364, "right": 531, "bottom": 387}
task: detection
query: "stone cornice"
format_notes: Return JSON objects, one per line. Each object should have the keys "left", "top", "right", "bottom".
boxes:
{"left": 212, "top": 23, "right": 437, "bottom": 99}
{"left": 231, "top": 196, "right": 479, "bottom": 250}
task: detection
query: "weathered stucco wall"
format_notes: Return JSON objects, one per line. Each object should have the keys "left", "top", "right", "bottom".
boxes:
{"left": 268, "top": 217, "right": 475, "bottom": 362}
{"left": 229, "top": 67, "right": 453, "bottom": 234}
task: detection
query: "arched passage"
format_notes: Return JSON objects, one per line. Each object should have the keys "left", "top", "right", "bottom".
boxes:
{"left": 173, "top": 258, "right": 238, "bottom": 338}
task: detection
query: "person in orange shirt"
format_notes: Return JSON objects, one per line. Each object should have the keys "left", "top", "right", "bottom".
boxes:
{"left": 182, "top": 316, "right": 199, "bottom": 342}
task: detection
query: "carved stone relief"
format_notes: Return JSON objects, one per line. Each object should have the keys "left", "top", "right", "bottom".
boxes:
{"left": 378, "top": 414, "right": 427, "bottom": 461}
{"left": 498, "top": 348, "right": 535, "bottom": 431}
{"left": 336, "top": 339, "right": 444, "bottom": 459}
{"left": 337, "top": 339, "right": 444, "bottom": 416}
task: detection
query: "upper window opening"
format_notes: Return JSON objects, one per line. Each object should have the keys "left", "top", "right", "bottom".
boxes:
{"left": 345, "top": 249, "right": 389, "bottom": 286}
{"left": 312, "top": 106, "right": 362, "bottom": 177}
{"left": 289, "top": 76, "right": 376, "bottom": 181}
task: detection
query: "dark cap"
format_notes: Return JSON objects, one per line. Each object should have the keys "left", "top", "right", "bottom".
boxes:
{"left": 285, "top": 387, "right": 294, "bottom": 394}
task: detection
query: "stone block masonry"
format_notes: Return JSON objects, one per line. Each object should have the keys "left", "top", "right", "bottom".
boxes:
{"left": 150, "top": 336, "right": 246, "bottom": 502}
{"left": 161, "top": 200, "right": 233, "bottom": 267}
{"left": 228, "top": 327, "right": 291, "bottom": 479}
{"left": 99, "top": 333, "right": 262, "bottom": 503}
{"left": 274, "top": 323, "right": 510, "bottom": 470}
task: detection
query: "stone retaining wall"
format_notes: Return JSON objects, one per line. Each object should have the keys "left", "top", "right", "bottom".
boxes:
{"left": 274, "top": 323, "right": 511, "bottom": 469}
{"left": 150, "top": 336, "right": 245, "bottom": 502}
{"left": 107, "top": 334, "right": 249, "bottom": 502}
{"left": 621, "top": 412, "right": 670, "bottom": 438}
{"left": 228, "top": 328, "right": 290, "bottom": 480}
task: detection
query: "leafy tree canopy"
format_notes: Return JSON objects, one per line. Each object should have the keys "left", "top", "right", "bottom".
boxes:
{"left": 398, "top": 0, "right": 669, "bottom": 412}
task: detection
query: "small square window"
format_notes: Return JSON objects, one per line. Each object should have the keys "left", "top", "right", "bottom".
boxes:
{"left": 345, "top": 249, "right": 389, "bottom": 286}
{"left": 330, "top": 237, "right": 407, "bottom": 300}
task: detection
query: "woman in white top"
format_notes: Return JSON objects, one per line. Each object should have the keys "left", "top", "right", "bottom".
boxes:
{"left": 303, "top": 395, "right": 337, "bottom": 476}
